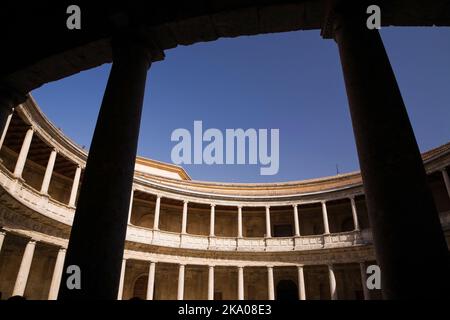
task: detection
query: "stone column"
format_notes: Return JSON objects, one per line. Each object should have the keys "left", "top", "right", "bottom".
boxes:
{"left": 210, "top": 204, "right": 215, "bottom": 237}
{"left": 13, "top": 240, "right": 36, "bottom": 296}
{"left": 265, "top": 206, "right": 272, "bottom": 238}
{"left": 237, "top": 266, "right": 244, "bottom": 300}
{"left": 328, "top": 264, "right": 337, "bottom": 300}
{"left": 13, "top": 127, "right": 34, "bottom": 178}
{"left": 68, "top": 165, "right": 81, "bottom": 207}
{"left": 321, "top": 201, "right": 330, "bottom": 234}
{"left": 297, "top": 265, "right": 306, "bottom": 300}
{"left": 127, "top": 188, "right": 134, "bottom": 225}
{"left": 359, "top": 262, "right": 370, "bottom": 300}
{"left": 59, "top": 32, "right": 154, "bottom": 300}
{"left": 237, "top": 206, "right": 243, "bottom": 238}
{"left": 325, "top": 1, "right": 450, "bottom": 298}
{"left": 48, "top": 247, "right": 66, "bottom": 300}
{"left": 40, "top": 149, "right": 57, "bottom": 194}
{"left": 441, "top": 168, "right": 450, "bottom": 200}
{"left": 117, "top": 258, "right": 127, "bottom": 300}
{"left": 267, "top": 266, "right": 275, "bottom": 300}
{"left": 350, "top": 197, "right": 360, "bottom": 231}
{"left": 146, "top": 261, "right": 156, "bottom": 300}
{"left": 293, "top": 204, "right": 300, "bottom": 236}
{"left": 208, "top": 265, "right": 214, "bottom": 300}
{"left": 181, "top": 200, "right": 188, "bottom": 234}
{"left": 177, "top": 264, "right": 185, "bottom": 300}
{"left": 153, "top": 196, "right": 161, "bottom": 230}
{"left": 0, "top": 108, "right": 13, "bottom": 151}
{"left": 0, "top": 231, "right": 6, "bottom": 254}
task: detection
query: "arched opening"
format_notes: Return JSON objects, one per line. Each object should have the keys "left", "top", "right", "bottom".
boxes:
{"left": 132, "top": 275, "right": 148, "bottom": 300}
{"left": 276, "top": 280, "right": 298, "bottom": 300}
{"left": 340, "top": 217, "right": 354, "bottom": 232}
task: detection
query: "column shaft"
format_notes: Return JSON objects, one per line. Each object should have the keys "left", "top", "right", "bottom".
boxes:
{"left": 208, "top": 265, "right": 214, "bottom": 300}
{"left": 40, "top": 149, "right": 57, "bottom": 194}
{"left": 0, "top": 231, "right": 6, "bottom": 254}
{"left": 68, "top": 166, "right": 81, "bottom": 207}
{"left": 127, "top": 188, "right": 134, "bottom": 225}
{"left": 0, "top": 109, "right": 13, "bottom": 151}
{"left": 210, "top": 205, "right": 215, "bottom": 237}
{"left": 48, "top": 248, "right": 66, "bottom": 300}
{"left": 331, "top": 2, "right": 450, "bottom": 298}
{"left": 265, "top": 206, "right": 271, "bottom": 238}
{"left": 146, "top": 262, "right": 156, "bottom": 300}
{"left": 13, "top": 127, "right": 33, "bottom": 178}
{"left": 442, "top": 169, "right": 450, "bottom": 200}
{"left": 13, "top": 240, "right": 36, "bottom": 296}
{"left": 359, "top": 262, "right": 370, "bottom": 300}
{"left": 297, "top": 266, "right": 306, "bottom": 300}
{"left": 322, "top": 202, "right": 330, "bottom": 234}
{"left": 181, "top": 201, "right": 188, "bottom": 234}
{"left": 153, "top": 196, "right": 161, "bottom": 230}
{"left": 350, "top": 197, "right": 360, "bottom": 231}
{"left": 177, "top": 264, "right": 185, "bottom": 300}
{"left": 267, "top": 266, "right": 275, "bottom": 300}
{"left": 328, "top": 264, "right": 337, "bottom": 300}
{"left": 117, "top": 259, "right": 127, "bottom": 300}
{"left": 59, "top": 35, "right": 152, "bottom": 299}
{"left": 237, "top": 266, "right": 244, "bottom": 300}
{"left": 237, "top": 206, "right": 243, "bottom": 238}
{"left": 293, "top": 204, "right": 300, "bottom": 236}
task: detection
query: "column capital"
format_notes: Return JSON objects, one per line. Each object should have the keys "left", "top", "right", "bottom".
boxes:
{"left": 292, "top": 203, "right": 298, "bottom": 208}
{"left": 111, "top": 28, "right": 165, "bottom": 65}
{"left": 0, "top": 83, "right": 27, "bottom": 109}
{"left": 183, "top": 200, "right": 189, "bottom": 205}
{"left": 265, "top": 205, "right": 271, "bottom": 209}
{"left": 237, "top": 205, "right": 243, "bottom": 209}
{"left": 210, "top": 203, "right": 216, "bottom": 208}
{"left": 155, "top": 194, "right": 162, "bottom": 199}
{"left": 321, "top": 200, "right": 327, "bottom": 205}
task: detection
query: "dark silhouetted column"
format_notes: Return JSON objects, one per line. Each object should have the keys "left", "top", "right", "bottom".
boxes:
{"left": 323, "top": 2, "right": 449, "bottom": 298}
{"left": 58, "top": 32, "right": 153, "bottom": 299}
{"left": 0, "top": 85, "right": 25, "bottom": 138}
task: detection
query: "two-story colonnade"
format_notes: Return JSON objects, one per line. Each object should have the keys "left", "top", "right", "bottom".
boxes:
{"left": 0, "top": 97, "right": 449, "bottom": 300}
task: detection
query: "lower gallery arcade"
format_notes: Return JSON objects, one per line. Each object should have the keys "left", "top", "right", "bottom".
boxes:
{"left": 0, "top": 99, "right": 449, "bottom": 300}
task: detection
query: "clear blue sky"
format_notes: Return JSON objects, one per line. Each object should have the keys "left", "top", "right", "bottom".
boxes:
{"left": 32, "top": 27, "right": 450, "bottom": 183}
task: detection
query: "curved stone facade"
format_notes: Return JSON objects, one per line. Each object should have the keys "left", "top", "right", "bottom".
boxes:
{"left": 0, "top": 96, "right": 449, "bottom": 300}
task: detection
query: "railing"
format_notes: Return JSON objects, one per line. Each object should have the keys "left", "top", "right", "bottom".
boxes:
{"left": 126, "top": 225, "right": 369, "bottom": 252}
{"left": 14, "top": 164, "right": 449, "bottom": 252}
